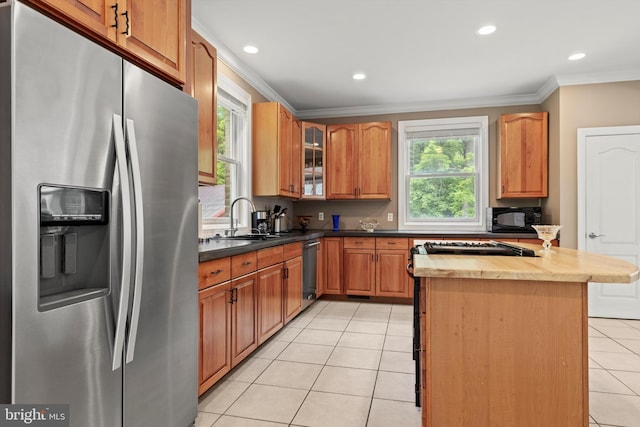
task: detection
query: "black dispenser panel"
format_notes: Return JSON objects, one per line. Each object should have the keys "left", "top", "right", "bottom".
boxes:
{"left": 40, "top": 185, "right": 109, "bottom": 226}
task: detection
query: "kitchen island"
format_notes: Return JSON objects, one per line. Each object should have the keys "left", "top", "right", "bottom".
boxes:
{"left": 413, "top": 245, "right": 639, "bottom": 427}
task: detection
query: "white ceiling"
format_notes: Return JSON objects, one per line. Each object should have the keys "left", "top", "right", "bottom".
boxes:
{"left": 192, "top": 0, "right": 640, "bottom": 118}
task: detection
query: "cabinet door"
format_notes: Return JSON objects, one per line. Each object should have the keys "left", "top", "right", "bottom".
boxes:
{"left": 316, "top": 238, "right": 325, "bottom": 297}
{"left": 116, "top": 0, "right": 186, "bottom": 84}
{"left": 326, "top": 124, "right": 358, "bottom": 199}
{"left": 343, "top": 248, "right": 375, "bottom": 296}
{"left": 376, "top": 249, "right": 410, "bottom": 297}
{"left": 198, "top": 282, "right": 231, "bottom": 395}
{"left": 257, "top": 264, "right": 284, "bottom": 344}
{"left": 290, "top": 118, "right": 302, "bottom": 198}
{"left": 302, "top": 122, "right": 326, "bottom": 199}
{"left": 358, "top": 122, "right": 391, "bottom": 199}
{"left": 323, "top": 237, "right": 343, "bottom": 294}
{"left": 231, "top": 273, "right": 258, "bottom": 367}
{"left": 34, "top": 0, "right": 117, "bottom": 40}
{"left": 278, "top": 106, "right": 293, "bottom": 196}
{"left": 284, "top": 256, "right": 303, "bottom": 324}
{"left": 189, "top": 30, "right": 217, "bottom": 185}
{"left": 499, "top": 112, "right": 548, "bottom": 198}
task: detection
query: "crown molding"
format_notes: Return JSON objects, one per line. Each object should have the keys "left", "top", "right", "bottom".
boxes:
{"left": 555, "top": 69, "right": 640, "bottom": 87}
{"left": 191, "top": 18, "right": 296, "bottom": 114}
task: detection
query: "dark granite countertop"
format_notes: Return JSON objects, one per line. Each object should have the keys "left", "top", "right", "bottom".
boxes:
{"left": 198, "top": 229, "right": 541, "bottom": 262}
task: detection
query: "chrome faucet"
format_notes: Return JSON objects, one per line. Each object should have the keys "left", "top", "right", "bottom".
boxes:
{"left": 226, "top": 197, "right": 256, "bottom": 236}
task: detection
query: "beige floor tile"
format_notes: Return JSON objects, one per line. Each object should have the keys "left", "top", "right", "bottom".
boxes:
{"left": 590, "top": 336, "right": 632, "bottom": 353}
{"left": 589, "top": 368, "right": 635, "bottom": 394}
{"left": 276, "top": 342, "right": 334, "bottom": 365}
{"left": 590, "top": 351, "right": 640, "bottom": 372}
{"left": 286, "top": 313, "right": 314, "bottom": 328}
{"left": 251, "top": 339, "right": 289, "bottom": 360}
{"left": 617, "top": 339, "right": 640, "bottom": 354}
{"left": 326, "top": 346, "right": 382, "bottom": 370}
{"left": 379, "top": 350, "right": 415, "bottom": 374}
{"left": 225, "top": 357, "right": 272, "bottom": 383}
{"left": 345, "top": 320, "right": 388, "bottom": 334}
{"left": 272, "top": 326, "right": 303, "bottom": 343}
{"left": 624, "top": 319, "right": 640, "bottom": 329}
{"left": 590, "top": 357, "right": 603, "bottom": 369}
{"left": 589, "top": 326, "right": 606, "bottom": 338}
{"left": 356, "top": 302, "right": 392, "bottom": 313}
{"left": 589, "top": 391, "right": 640, "bottom": 427}
{"left": 383, "top": 335, "right": 413, "bottom": 353}
{"left": 311, "top": 365, "right": 377, "bottom": 397}
{"left": 306, "top": 317, "right": 350, "bottom": 331}
{"left": 196, "top": 412, "right": 220, "bottom": 427}
{"left": 212, "top": 415, "right": 287, "bottom": 426}
{"left": 590, "top": 317, "right": 631, "bottom": 327}
{"left": 255, "top": 360, "right": 322, "bottom": 390}
{"left": 351, "top": 310, "right": 390, "bottom": 322}
{"left": 389, "top": 311, "right": 414, "bottom": 323}
{"left": 373, "top": 371, "right": 416, "bottom": 402}
{"left": 199, "top": 380, "right": 250, "bottom": 414}
{"left": 314, "top": 304, "right": 359, "bottom": 320}
{"left": 225, "top": 384, "right": 307, "bottom": 424}
{"left": 337, "top": 332, "right": 385, "bottom": 350}
{"left": 391, "top": 304, "right": 413, "bottom": 314}
{"left": 292, "top": 328, "right": 343, "bottom": 346}
{"left": 386, "top": 322, "right": 413, "bottom": 337}
{"left": 292, "top": 391, "right": 370, "bottom": 427}
{"left": 368, "top": 398, "right": 422, "bottom": 427}
{"left": 610, "top": 370, "right": 640, "bottom": 395}
{"left": 596, "top": 326, "right": 640, "bottom": 340}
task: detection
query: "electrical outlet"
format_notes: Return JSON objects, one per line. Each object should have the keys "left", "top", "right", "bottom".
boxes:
{"left": 318, "top": 212, "right": 324, "bottom": 221}
{"left": 387, "top": 213, "right": 393, "bottom": 222}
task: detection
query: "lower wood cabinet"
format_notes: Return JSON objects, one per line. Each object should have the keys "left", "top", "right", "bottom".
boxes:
{"left": 284, "top": 255, "right": 303, "bottom": 324}
{"left": 342, "top": 237, "right": 411, "bottom": 297}
{"left": 323, "top": 237, "right": 343, "bottom": 294}
{"left": 257, "top": 263, "right": 284, "bottom": 345}
{"left": 230, "top": 273, "right": 258, "bottom": 367}
{"left": 198, "top": 281, "right": 232, "bottom": 395}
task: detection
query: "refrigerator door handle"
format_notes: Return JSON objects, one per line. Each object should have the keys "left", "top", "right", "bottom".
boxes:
{"left": 125, "top": 118, "right": 145, "bottom": 364}
{"left": 112, "top": 114, "right": 133, "bottom": 371}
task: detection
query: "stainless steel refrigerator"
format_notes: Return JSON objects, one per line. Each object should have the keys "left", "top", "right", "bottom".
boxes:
{"left": 0, "top": 2, "right": 199, "bottom": 426}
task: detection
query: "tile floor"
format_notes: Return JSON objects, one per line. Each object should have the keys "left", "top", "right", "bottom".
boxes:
{"left": 196, "top": 300, "right": 640, "bottom": 427}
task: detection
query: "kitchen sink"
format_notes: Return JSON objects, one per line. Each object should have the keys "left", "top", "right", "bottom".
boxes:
{"left": 223, "top": 234, "right": 280, "bottom": 240}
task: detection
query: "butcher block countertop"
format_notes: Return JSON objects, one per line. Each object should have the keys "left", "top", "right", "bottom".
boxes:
{"left": 413, "top": 243, "right": 639, "bottom": 283}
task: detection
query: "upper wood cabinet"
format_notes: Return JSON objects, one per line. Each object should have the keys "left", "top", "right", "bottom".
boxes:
{"left": 253, "top": 102, "right": 301, "bottom": 198}
{"left": 498, "top": 112, "right": 548, "bottom": 198}
{"left": 301, "top": 122, "right": 326, "bottom": 199}
{"left": 326, "top": 121, "right": 391, "bottom": 200}
{"left": 186, "top": 30, "right": 217, "bottom": 185}
{"left": 29, "top": 0, "right": 187, "bottom": 85}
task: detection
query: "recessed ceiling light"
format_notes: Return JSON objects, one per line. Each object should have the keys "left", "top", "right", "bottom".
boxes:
{"left": 243, "top": 45, "right": 259, "bottom": 54}
{"left": 352, "top": 73, "right": 366, "bottom": 80}
{"left": 477, "top": 25, "right": 496, "bottom": 35}
{"left": 568, "top": 52, "right": 586, "bottom": 61}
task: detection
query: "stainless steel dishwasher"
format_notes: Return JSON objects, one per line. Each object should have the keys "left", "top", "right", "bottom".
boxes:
{"left": 302, "top": 239, "right": 319, "bottom": 309}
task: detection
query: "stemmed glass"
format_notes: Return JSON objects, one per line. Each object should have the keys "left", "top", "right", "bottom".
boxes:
{"left": 532, "top": 225, "right": 562, "bottom": 254}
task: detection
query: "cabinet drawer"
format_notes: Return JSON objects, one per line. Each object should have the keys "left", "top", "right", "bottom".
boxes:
{"left": 343, "top": 237, "right": 375, "bottom": 249}
{"left": 198, "top": 257, "right": 231, "bottom": 290}
{"left": 283, "top": 242, "right": 303, "bottom": 260}
{"left": 232, "top": 251, "right": 257, "bottom": 278}
{"left": 376, "top": 238, "right": 409, "bottom": 250}
{"left": 257, "top": 245, "right": 284, "bottom": 269}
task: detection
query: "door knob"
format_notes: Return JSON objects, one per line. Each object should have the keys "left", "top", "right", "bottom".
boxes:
{"left": 588, "top": 232, "right": 605, "bottom": 239}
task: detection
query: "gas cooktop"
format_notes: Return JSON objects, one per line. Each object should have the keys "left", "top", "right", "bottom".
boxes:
{"left": 418, "top": 240, "right": 538, "bottom": 257}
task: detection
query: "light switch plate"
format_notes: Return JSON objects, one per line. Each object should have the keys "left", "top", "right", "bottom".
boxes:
{"left": 387, "top": 213, "right": 393, "bottom": 222}
{"left": 319, "top": 212, "right": 324, "bottom": 221}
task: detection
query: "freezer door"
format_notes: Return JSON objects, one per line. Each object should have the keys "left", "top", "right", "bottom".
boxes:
{"left": 11, "top": 3, "right": 123, "bottom": 427}
{"left": 122, "top": 62, "right": 198, "bottom": 427}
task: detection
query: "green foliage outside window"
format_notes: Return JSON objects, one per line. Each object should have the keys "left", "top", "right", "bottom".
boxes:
{"left": 408, "top": 137, "right": 477, "bottom": 219}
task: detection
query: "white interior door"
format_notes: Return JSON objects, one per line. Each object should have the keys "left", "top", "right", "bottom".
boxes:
{"left": 578, "top": 126, "right": 640, "bottom": 319}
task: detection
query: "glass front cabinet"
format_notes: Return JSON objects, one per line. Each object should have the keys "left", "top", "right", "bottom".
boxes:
{"left": 301, "top": 122, "right": 326, "bottom": 199}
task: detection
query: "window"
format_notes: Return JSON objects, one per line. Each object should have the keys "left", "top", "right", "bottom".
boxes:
{"left": 199, "top": 74, "right": 251, "bottom": 231}
{"left": 398, "top": 116, "right": 488, "bottom": 231}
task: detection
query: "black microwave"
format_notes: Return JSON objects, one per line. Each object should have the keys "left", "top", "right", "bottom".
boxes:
{"left": 486, "top": 207, "right": 542, "bottom": 233}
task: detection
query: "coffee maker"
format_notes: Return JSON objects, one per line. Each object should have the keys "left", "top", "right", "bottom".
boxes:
{"left": 251, "top": 210, "right": 269, "bottom": 234}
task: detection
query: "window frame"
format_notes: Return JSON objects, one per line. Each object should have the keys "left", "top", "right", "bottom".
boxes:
{"left": 201, "top": 73, "right": 252, "bottom": 232}
{"left": 397, "top": 116, "right": 489, "bottom": 231}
